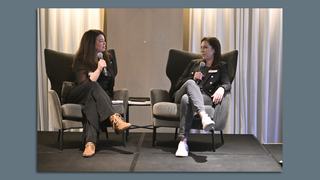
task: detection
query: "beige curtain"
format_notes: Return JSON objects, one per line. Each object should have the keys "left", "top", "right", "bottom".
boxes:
{"left": 189, "top": 8, "right": 283, "bottom": 143}
{"left": 37, "top": 8, "right": 104, "bottom": 131}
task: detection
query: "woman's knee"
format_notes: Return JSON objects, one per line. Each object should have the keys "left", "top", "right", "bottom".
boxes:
{"left": 185, "top": 79, "right": 199, "bottom": 92}
{"left": 180, "top": 94, "right": 189, "bottom": 105}
{"left": 185, "top": 79, "right": 196, "bottom": 86}
{"left": 88, "top": 81, "right": 104, "bottom": 91}
{"left": 80, "top": 81, "right": 99, "bottom": 89}
{"left": 89, "top": 81, "right": 100, "bottom": 88}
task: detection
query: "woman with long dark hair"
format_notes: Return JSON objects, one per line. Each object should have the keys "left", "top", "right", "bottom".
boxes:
{"left": 65, "top": 29, "right": 131, "bottom": 157}
{"left": 174, "top": 36, "right": 230, "bottom": 157}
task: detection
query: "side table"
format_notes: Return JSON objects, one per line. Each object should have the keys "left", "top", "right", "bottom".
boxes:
{"left": 127, "top": 97, "right": 153, "bottom": 133}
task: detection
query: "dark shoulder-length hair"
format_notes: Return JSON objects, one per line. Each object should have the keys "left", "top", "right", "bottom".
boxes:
{"left": 198, "top": 36, "right": 222, "bottom": 68}
{"left": 72, "top": 29, "right": 111, "bottom": 72}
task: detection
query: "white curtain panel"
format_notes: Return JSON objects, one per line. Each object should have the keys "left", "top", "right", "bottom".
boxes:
{"left": 189, "top": 8, "right": 283, "bottom": 143}
{"left": 37, "top": 8, "right": 104, "bottom": 131}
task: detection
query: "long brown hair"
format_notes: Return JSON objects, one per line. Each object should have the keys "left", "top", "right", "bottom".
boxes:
{"left": 72, "top": 29, "right": 111, "bottom": 72}
{"left": 200, "top": 36, "right": 222, "bottom": 68}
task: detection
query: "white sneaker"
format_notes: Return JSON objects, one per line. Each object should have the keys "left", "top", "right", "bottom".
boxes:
{"left": 175, "top": 141, "right": 189, "bottom": 157}
{"left": 202, "top": 115, "right": 215, "bottom": 131}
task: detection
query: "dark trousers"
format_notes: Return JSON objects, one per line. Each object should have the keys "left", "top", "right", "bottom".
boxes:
{"left": 65, "top": 81, "right": 115, "bottom": 144}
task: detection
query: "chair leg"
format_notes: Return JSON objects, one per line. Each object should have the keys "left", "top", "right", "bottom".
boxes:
{"left": 126, "top": 129, "right": 129, "bottom": 139}
{"left": 174, "top": 128, "right": 178, "bottom": 140}
{"left": 211, "top": 130, "right": 215, "bottom": 152}
{"left": 105, "top": 128, "right": 109, "bottom": 139}
{"left": 60, "top": 129, "right": 64, "bottom": 151}
{"left": 122, "top": 131, "right": 127, "bottom": 147}
{"left": 152, "top": 126, "right": 157, "bottom": 147}
{"left": 126, "top": 106, "right": 130, "bottom": 137}
{"left": 57, "top": 129, "right": 61, "bottom": 141}
{"left": 220, "top": 131, "right": 224, "bottom": 144}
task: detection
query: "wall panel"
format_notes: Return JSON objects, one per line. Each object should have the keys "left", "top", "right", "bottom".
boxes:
{"left": 107, "top": 9, "right": 183, "bottom": 132}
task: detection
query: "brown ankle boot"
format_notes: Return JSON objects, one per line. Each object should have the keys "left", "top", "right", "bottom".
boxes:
{"left": 83, "top": 142, "right": 95, "bottom": 158}
{"left": 110, "top": 113, "right": 132, "bottom": 135}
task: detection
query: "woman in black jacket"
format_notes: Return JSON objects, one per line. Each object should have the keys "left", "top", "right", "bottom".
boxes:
{"left": 174, "top": 36, "right": 230, "bottom": 157}
{"left": 65, "top": 29, "right": 131, "bottom": 157}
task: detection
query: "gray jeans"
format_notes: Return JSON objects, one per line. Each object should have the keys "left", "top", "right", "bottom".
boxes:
{"left": 174, "top": 79, "right": 230, "bottom": 138}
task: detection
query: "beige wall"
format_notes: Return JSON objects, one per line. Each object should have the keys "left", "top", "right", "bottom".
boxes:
{"left": 183, "top": 9, "right": 190, "bottom": 51}
{"left": 107, "top": 9, "right": 184, "bottom": 132}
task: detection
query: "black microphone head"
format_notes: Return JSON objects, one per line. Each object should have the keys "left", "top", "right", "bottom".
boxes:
{"left": 97, "top": 52, "right": 103, "bottom": 59}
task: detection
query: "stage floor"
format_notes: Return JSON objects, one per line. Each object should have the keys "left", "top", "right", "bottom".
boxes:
{"left": 37, "top": 131, "right": 282, "bottom": 172}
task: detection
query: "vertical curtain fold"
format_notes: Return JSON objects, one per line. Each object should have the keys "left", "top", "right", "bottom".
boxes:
{"left": 37, "top": 9, "right": 48, "bottom": 131}
{"left": 189, "top": 8, "right": 282, "bottom": 143}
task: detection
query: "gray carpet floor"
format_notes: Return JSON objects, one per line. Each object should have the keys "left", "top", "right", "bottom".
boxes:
{"left": 37, "top": 131, "right": 282, "bottom": 172}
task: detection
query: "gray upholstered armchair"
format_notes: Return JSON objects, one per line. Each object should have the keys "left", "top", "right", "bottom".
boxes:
{"left": 44, "top": 48, "right": 129, "bottom": 150}
{"left": 150, "top": 49, "right": 238, "bottom": 152}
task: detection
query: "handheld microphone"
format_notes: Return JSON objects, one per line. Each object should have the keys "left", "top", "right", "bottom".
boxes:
{"left": 97, "top": 52, "right": 108, "bottom": 76}
{"left": 196, "top": 62, "right": 205, "bottom": 84}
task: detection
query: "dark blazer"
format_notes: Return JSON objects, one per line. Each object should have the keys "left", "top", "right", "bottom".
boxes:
{"left": 175, "top": 59, "right": 231, "bottom": 97}
{"left": 74, "top": 56, "right": 116, "bottom": 98}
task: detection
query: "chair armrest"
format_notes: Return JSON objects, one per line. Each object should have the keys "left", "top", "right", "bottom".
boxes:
{"left": 48, "top": 90, "right": 63, "bottom": 129}
{"left": 113, "top": 88, "right": 129, "bottom": 121}
{"left": 113, "top": 88, "right": 129, "bottom": 101}
{"left": 150, "top": 88, "right": 171, "bottom": 108}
